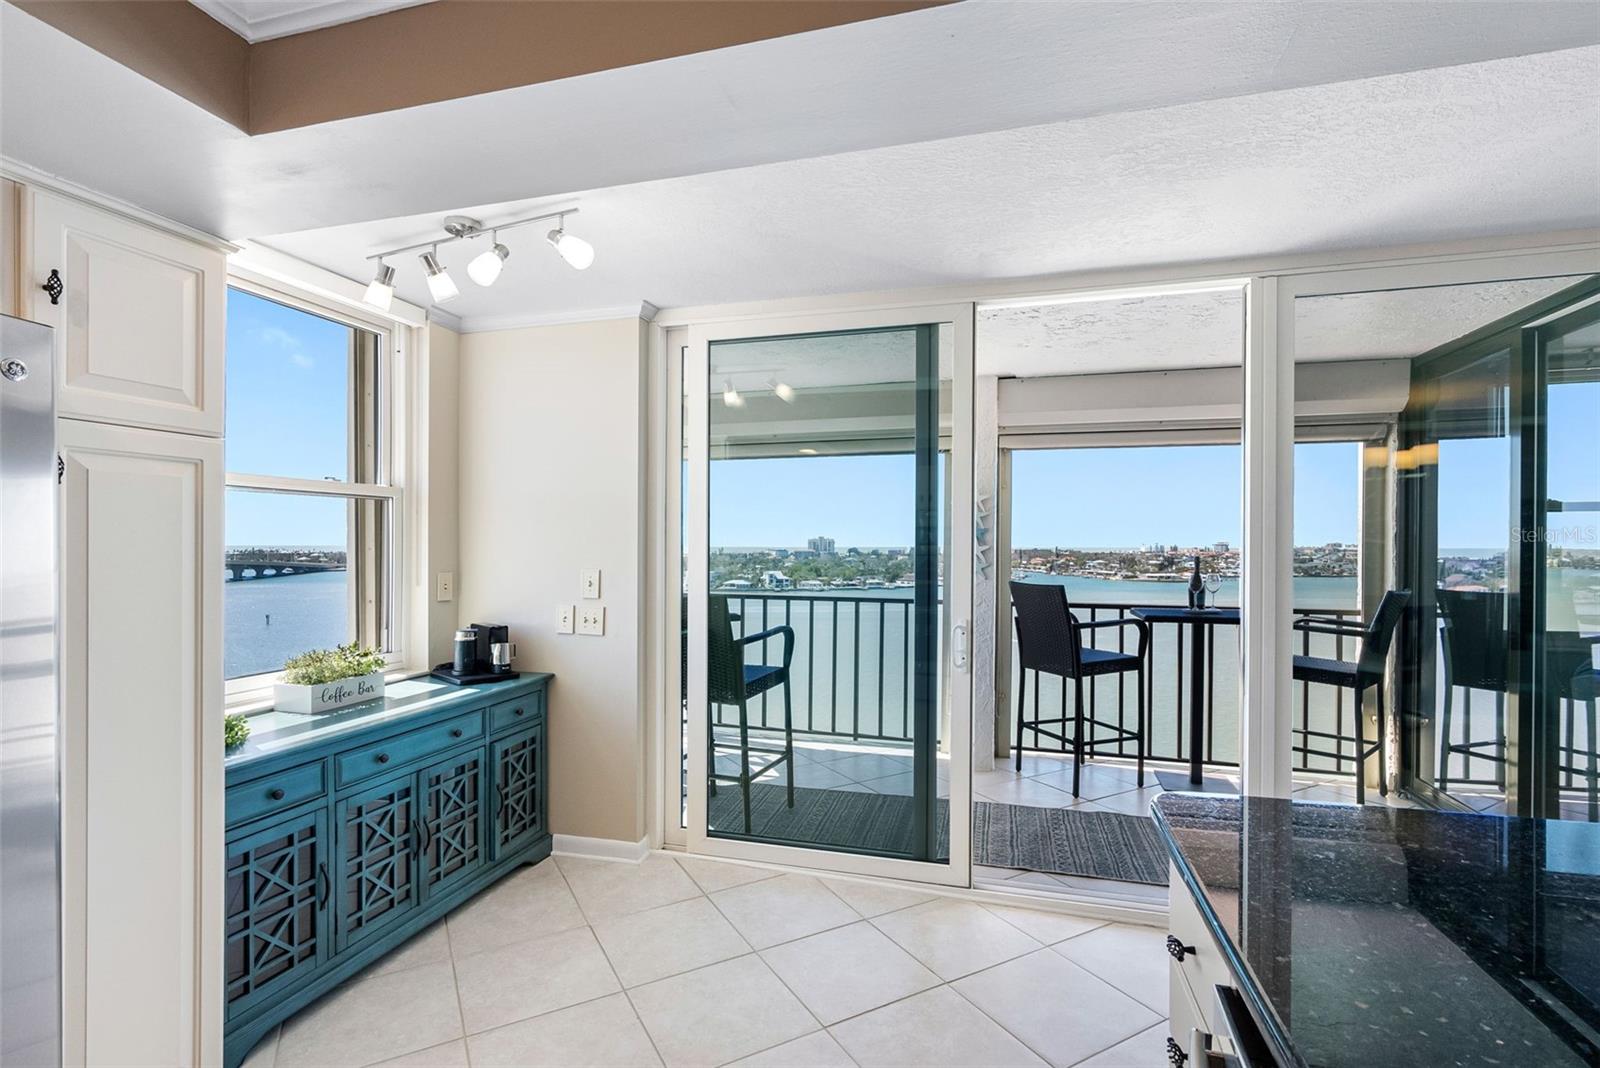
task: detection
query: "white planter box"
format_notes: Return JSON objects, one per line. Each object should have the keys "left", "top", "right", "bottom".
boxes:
{"left": 274, "top": 671, "right": 385, "bottom": 714}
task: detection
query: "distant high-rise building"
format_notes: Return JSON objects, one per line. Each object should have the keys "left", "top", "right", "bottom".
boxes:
{"left": 1213, "top": 541, "right": 1231, "bottom": 552}
{"left": 808, "top": 535, "right": 836, "bottom": 554}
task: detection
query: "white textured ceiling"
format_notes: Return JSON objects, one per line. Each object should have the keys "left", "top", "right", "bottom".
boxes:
{"left": 4, "top": 1, "right": 1598, "bottom": 242}
{"left": 262, "top": 47, "right": 1600, "bottom": 328}
{"left": 977, "top": 277, "right": 1589, "bottom": 379}
{"left": 189, "top": 0, "right": 431, "bottom": 42}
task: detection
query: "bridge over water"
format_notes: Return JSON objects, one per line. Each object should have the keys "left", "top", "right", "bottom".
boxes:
{"left": 225, "top": 554, "right": 347, "bottom": 582}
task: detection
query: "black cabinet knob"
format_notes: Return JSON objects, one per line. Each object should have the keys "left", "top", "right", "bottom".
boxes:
{"left": 451, "top": 728, "right": 463, "bottom": 738}
{"left": 376, "top": 752, "right": 389, "bottom": 764}
{"left": 1166, "top": 1036, "right": 1186, "bottom": 1066}
{"left": 268, "top": 788, "right": 285, "bottom": 801}
{"left": 514, "top": 707, "right": 524, "bottom": 716}
{"left": 1165, "top": 935, "right": 1194, "bottom": 962}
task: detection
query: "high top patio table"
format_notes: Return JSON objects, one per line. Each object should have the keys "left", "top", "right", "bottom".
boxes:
{"left": 1130, "top": 606, "right": 1240, "bottom": 787}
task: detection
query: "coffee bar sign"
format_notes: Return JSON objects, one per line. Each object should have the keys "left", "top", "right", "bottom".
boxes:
{"left": 274, "top": 671, "right": 386, "bottom": 714}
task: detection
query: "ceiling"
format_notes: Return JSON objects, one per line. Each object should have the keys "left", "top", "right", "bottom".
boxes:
{"left": 977, "top": 277, "right": 1588, "bottom": 379}
{"left": 4, "top": 0, "right": 1597, "bottom": 244}
{"left": 261, "top": 46, "right": 1600, "bottom": 328}
{"left": 190, "top": 0, "right": 432, "bottom": 43}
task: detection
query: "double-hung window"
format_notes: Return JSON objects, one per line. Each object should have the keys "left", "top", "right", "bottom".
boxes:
{"left": 223, "top": 282, "right": 402, "bottom": 693}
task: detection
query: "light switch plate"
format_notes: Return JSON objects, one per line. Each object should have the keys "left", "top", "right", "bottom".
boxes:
{"left": 556, "top": 605, "right": 575, "bottom": 634}
{"left": 577, "top": 605, "right": 605, "bottom": 636}
{"left": 580, "top": 568, "right": 601, "bottom": 599}
{"left": 436, "top": 572, "right": 454, "bottom": 602}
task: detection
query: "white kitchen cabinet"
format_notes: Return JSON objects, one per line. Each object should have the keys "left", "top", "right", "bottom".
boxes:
{"left": 27, "top": 188, "right": 226, "bottom": 436}
{"left": 57, "top": 418, "right": 223, "bottom": 1067}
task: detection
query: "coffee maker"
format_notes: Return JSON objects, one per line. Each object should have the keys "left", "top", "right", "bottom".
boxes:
{"left": 431, "top": 622, "right": 520, "bottom": 685}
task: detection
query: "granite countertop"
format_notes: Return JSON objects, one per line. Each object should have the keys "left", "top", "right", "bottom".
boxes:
{"left": 1152, "top": 794, "right": 1600, "bottom": 1068}
{"left": 225, "top": 673, "right": 551, "bottom": 773}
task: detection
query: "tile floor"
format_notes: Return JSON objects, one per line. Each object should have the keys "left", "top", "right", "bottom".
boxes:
{"left": 241, "top": 853, "right": 1171, "bottom": 1068}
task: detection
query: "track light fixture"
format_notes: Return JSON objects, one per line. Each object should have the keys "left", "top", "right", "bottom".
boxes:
{"left": 363, "top": 208, "right": 594, "bottom": 306}
{"left": 722, "top": 380, "right": 744, "bottom": 408}
{"left": 769, "top": 378, "right": 795, "bottom": 403}
{"left": 420, "top": 249, "right": 459, "bottom": 304}
{"left": 363, "top": 262, "right": 395, "bottom": 311}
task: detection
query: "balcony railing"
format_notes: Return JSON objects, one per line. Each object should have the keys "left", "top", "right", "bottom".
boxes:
{"left": 710, "top": 590, "right": 1365, "bottom": 776}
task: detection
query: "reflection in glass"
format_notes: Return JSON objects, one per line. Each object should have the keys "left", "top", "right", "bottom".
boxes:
{"left": 705, "top": 327, "right": 950, "bottom": 861}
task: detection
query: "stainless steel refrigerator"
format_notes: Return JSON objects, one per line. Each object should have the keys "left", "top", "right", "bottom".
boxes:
{"left": 0, "top": 314, "right": 59, "bottom": 1066}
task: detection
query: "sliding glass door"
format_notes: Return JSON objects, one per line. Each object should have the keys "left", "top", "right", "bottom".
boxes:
{"left": 685, "top": 308, "right": 973, "bottom": 884}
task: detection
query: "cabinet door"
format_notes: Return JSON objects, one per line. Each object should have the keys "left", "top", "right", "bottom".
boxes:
{"left": 418, "top": 750, "right": 486, "bottom": 901}
{"left": 224, "top": 811, "right": 329, "bottom": 1021}
{"left": 26, "top": 188, "right": 225, "bottom": 435}
{"left": 58, "top": 419, "right": 223, "bottom": 1066}
{"left": 490, "top": 723, "right": 545, "bottom": 860}
{"left": 333, "top": 771, "right": 419, "bottom": 952}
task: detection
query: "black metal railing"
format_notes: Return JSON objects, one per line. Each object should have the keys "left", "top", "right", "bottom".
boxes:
{"left": 707, "top": 590, "right": 1365, "bottom": 776}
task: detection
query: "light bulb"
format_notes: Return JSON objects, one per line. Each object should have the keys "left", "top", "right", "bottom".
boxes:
{"left": 363, "top": 262, "right": 395, "bottom": 311}
{"left": 722, "top": 380, "right": 744, "bottom": 407}
{"left": 420, "top": 250, "right": 458, "bottom": 303}
{"left": 547, "top": 226, "right": 595, "bottom": 270}
{"left": 770, "top": 379, "right": 795, "bottom": 403}
{"left": 468, "top": 241, "right": 509, "bottom": 287}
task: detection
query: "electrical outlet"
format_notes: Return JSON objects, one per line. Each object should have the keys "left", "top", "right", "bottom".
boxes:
{"left": 580, "top": 568, "right": 601, "bottom": 599}
{"left": 577, "top": 605, "right": 605, "bottom": 636}
{"left": 556, "top": 605, "right": 575, "bottom": 634}
{"left": 435, "top": 572, "right": 454, "bottom": 602}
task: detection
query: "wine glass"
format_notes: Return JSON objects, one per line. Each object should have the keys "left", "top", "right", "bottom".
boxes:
{"left": 1204, "top": 573, "right": 1223, "bottom": 608}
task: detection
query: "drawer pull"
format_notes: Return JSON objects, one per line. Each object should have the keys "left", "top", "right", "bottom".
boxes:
{"left": 451, "top": 728, "right": 464, "bottom": 738}
{"left": 514, "top": 707, "right": 525, "bottom": 716}
{"left": 375, "top": 752, "right": 390, "bottom": 764}
{"left": 1165, "top": 1036, "right": 1186, "bottom": 1067}
{"left": 268, "top": 788, "right": 285, "bottom": 801}
{"left": 1166, "top": 935, "right": 1195, "bottom": 962}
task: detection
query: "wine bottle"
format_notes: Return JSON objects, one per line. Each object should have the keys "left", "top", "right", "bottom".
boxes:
{"left": 1188, "top": 555, "right": 1204, "bottom": 609}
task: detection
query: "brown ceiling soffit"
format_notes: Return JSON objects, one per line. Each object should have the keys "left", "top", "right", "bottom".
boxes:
{"left": 20, "top": 0, "right": 952, "bottom": 136}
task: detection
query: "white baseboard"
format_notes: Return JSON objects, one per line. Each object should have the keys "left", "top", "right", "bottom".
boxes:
{"left": 552, "top": 833, "right": 651, "bottom": 863}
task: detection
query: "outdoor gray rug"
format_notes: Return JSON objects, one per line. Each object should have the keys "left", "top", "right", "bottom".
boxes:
{"left": 972, "top": 801, "right": 1170, "bottom": 886}
{"left": 706, "top": 782, "right": 1167, "bottom": 884}
{"left": 708, "top": 781, "right": 951, "bottom": 859}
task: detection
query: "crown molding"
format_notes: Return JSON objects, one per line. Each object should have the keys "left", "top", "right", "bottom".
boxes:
{"left": 457, "top": 301, "right": 662, "bottom": 335}
{"left": 2, "top": 156, "right": 237, "bottom": 253}
{"left": 189, "top": 0, "right": 434, "bottom": 44}
{"left": 426, "top": 307, "right": 463, "bottom": 333}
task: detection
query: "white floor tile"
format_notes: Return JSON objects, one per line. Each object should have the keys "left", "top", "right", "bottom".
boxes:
{"left": 1089, "top": 787, "right": 1164, "bottom": 818}
{"left": 1029, "top": 764, "right": 1145, "bottom": 802}
{"left": 712, "top": 874, "right": 860, "bottom": 949}
{"left": 1050, "top": 925, "right": 1168, "bottom": 1016}
{"left": 1074, "top": 1022, "right": 1170, "bottom": 1067}
{"left": 239, "top": 1027, "right": 279, "bottom": 1068}
{"left": 365, "top": 1039, "right": 471, "bottom": 1068}
{"left": 675, "top": 854, "right": 783, "bottom": 894}
{"left": 981, "top": 904, "right": 1105, "bottom": 946}
{"left": 467, "top": 993, "right": 662, "bottom": 1067}
{"left": 275, "top": 961, "right": 462, "bottom": 1068}
{"left": 870, "top": 899, "right": 1041, "bottom": 980}
{"left": 445, "top": 863, "right": 587, "bottom": 960}
{"left": 970, "top": 776, "right": 1077, "bottom": 808}
{"left": 824, "top": 753, "right": 914, "bottom": 782}
{"left": 558, "top": 854, "right": 702, "bottom": 922}
{"left": 452, "top": 925, "right": 622, "bottom": 1034}
{"left": 593, "top": 896, "right": 752, "bottom": 987}
{"left": 359, "top": 922, "right": 452, "bottom": 980}
{"left": 829, "top": 986, "right": 1046, "bottom": 1067}
{"left": 821, "top": 878, "right": 936, "bottom": 918}
{"left": 953, "top": 950, "right": 1160, "bottom": 1067}
{"left": 755, "top": 762, "right": 857, "bottom": 790}
{"left": 761, "top": 922, "right": 939, "bottom": 1025}
{"left": 726, "top": 1030, "right": 857, "bottom": 1067}
{"left": 627, "top": 955, "right": 818, "bottom": 1068}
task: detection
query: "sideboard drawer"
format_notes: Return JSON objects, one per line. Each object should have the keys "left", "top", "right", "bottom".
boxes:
{"left": 488, "top": 690, "right": 544, "bottom": 735}
{"left": 336, "top": 711, "right": 484, "bottom": 788}
{"left": 226, "top": 762, "right": 326, "bottom": 828}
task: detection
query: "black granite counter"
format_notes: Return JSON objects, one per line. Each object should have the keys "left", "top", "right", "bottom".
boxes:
{"left": 1153, "top": 794, "right": 1600, "bottom": 1068}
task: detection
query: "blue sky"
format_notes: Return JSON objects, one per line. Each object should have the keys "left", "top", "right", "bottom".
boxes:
{"left": 225, "top": 289, "right": 351, "bottom": 547}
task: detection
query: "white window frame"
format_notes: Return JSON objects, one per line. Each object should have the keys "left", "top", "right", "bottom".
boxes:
{"left": 223, "top": 274, "right": 409, "bottom": 708}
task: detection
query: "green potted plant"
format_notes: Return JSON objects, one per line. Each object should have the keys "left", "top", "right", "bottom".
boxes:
{"left": 274, "top": 643, "right": 387, "bottom": 713}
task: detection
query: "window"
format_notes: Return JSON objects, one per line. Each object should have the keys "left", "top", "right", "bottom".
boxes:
{"left": 224, "top": 284, "right": 400, "bottom": 687}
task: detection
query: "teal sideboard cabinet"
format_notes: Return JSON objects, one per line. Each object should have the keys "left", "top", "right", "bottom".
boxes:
{"left": 222, "top": 674, "right": 551, "bottom": 1068}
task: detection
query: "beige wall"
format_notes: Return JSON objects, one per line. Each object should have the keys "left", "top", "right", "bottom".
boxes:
{"left": 421, "top": 322, "right": 463, "bottom": 669}
{"left": 458, "top": 317, "right": 649, "bottom": 844}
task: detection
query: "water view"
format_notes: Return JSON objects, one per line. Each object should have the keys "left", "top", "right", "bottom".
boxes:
{"left": 225, "top": 568, "right": 349, "bottom": 679}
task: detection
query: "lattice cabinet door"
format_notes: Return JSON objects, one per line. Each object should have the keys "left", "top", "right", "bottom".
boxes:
{"left": 224, "top": 810, "right": 329, "bottom": 1020}
{"left": 419, "top": 751, "right": 486, "bottom": 900}
{"left": 490, "top": 724, "right": 544, "bottom": 859}
{"left": 333, "top": 770, "right": 419, "bottom": 952}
